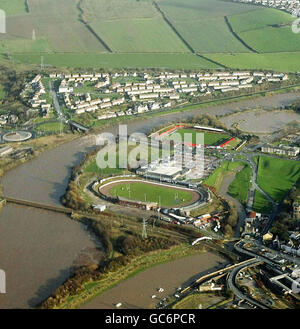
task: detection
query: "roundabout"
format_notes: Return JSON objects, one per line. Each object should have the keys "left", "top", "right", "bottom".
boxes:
{"left": 2, "top": 131, "right": 32, "bottom": 142}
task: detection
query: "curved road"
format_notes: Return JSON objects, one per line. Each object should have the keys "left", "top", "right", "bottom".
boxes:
{"left": 227, "top": 260, "right": 268, "bottom": 309}
{"left": 0, "top": 92, "right": 299, "bottom": 308}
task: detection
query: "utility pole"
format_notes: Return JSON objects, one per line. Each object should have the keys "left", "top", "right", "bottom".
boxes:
{"left": 154, "top": 195, "right": 161, "bottom": 228}
{"left": 32, "top": 29, "right": 36, "bottom": 41}
{"left": 40, "top": 55, "right": 44, "bottom": 71}
{"left": 59, "top": 116, "right": 64, "bottom": 136}
{"left": 142, "top": 218, "right": 148, "bottom": 239}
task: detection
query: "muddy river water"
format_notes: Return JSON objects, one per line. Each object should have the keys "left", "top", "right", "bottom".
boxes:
{"left": 0, "top": 92, "right": 299, "bottom": 308}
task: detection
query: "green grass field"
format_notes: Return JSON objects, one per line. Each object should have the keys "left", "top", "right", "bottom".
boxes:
{"left": 0, "top": 0, "right": 27, "bottom": 16}
{"left": 85, "top": 158, "right": 128, "bottom": 177}
{"left": 90, "top": 17, "right": 188, "bottom": 53}
{"left": 10, "top": 53, "right": 221, "bottom": 69}
{"left": 228, "top": 164, "right": 252, "bottom": 204}
{"left": 204, "top": 161, "right": 244, "bottom": 191}
{"left": 228, "top": 8, "right": 295, "bottom": 33}
{"left": 239, "top": 27, "right": 300, "bottom": 53}
{"left": 168, "top": 128, "right": 231, "bottom": 146}
{"left": 229, "top": 8, "right": 300, "bottom": 53}
{"left": 253, "top": 189, "right": 273, "bottom": 213}
{"left": 84, "top": 143, "right": 162, "bottom": 177}
{"left": 257, "top": 156, "right": 300, "bottom": 203}
{"left": 81, "top": 0, "right": 157, "bottom": 20}
{"left": 158, "top": 0, "right": 257, "bottom": 53}
{"left": 83, "top": 0, "right": 188, "bottom": 53}
{"left": 205, "top": 52, "right": 300, "bottom": 72}
{"left": 35, "top": 121, "right": 63, "bottom": 133}
{"left": 1, "top": 0, "right": 107, "bottom": 53}
{"left": 108, "top": 181, "right": 194, "bottom": 207}
{"left": 166, "top": 17, "right": 251, "bottom": 53}
{"left": 0, "top": 0, "right": 299, "bottom": 71}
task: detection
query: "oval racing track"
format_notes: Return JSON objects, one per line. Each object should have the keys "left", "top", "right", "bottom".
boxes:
{"left": 99, "top": 179, "right": 202, "bottom": 208}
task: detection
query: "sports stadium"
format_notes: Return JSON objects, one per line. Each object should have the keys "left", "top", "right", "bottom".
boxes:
{"left": 154, "top": 124, "right": 236, "bottom": 149}
{"left": 98, "top": 178, "right": 208, "bottom": 211}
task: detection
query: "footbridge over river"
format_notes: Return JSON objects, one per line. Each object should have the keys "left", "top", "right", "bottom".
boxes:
{"left": 3, "top": 197, "right": 73, "bottom": 214}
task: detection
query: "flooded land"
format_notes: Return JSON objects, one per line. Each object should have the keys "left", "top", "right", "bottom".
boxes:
{"left": 221, "top": 110, "right": 300, "bottom": 133}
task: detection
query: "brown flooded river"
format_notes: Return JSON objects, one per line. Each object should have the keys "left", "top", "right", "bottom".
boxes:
{"left": 81, "top": 252, "right": 225, "bottom": 309}
{"left": 0, "top": 92, "right": 299, "bottom": 308}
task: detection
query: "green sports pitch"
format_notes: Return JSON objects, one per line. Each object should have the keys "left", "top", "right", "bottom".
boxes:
{"left": 106, "top": 181, "right": 197, "bottom": 208}
{"left": 165, "top": 127, "right": 231, "bottom": 146}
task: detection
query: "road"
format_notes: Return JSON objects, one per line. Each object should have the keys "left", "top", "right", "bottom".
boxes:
{"left": 49, "top": 80, "right": 66, "bottom": 122}
{"left": 227, "top": 260, "right": 268, "bottom": 309}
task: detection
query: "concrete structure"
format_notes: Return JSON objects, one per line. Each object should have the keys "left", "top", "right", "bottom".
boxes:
{"left": 137, "top": 163, "right": 183, "bottom": 182}
{"left": 0, "top": 146, "right": 14, "bottom": 157}
{"left": 2, "top": 131, "right": 32, "bottom": 142}
{"left": 261, "top": 144, "right": 300, "bottom": 157}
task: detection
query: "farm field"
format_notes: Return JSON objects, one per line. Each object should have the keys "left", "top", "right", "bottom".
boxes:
{"left": 90, "top": 18, "right": 188, "bottom": 53}
{"left": 205, "top": 52, "right": 300, "bottom": 72}
{"left": 256, "top": 156, "right": 300, "bottom": 203}
{"left": 0, "top": 0, "right": 299, "bottom": 71}
{"left": 10, "top": 53, "right": 221, "bottom": 69}
{"left": 163, "top": 17, "right": 251, "bottom": 53}
{"left": 106, "top": 181, "right": 196, "bottom": 207}
{"left": 82, "top": 0, "right": 188, "bottom": 53}
{"left": 228, "top": 8, "right": 300, "bottom": 53}
{"left": 228, "top": 8, "right": 295, "bottom": 33}
{"left": 1, "top": 0, "right": 108, "bottom": 53}
{"left": 238, "top": 27, "right": 300, "bottom": 53}
{"left": 0, "top": 0, "right": 27, "bottom": 15}
{"left": 168, "top": 128, "right": 231, "bottom": 146}
{"left": 158, "top": 0, "right": 257, "bottom": 53}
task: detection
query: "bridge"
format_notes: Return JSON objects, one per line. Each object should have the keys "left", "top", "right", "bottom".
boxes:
{"left": 181, "top": 257, "right": 258, "bottom": 294}
{"left": 227, "top": 259, "right": 267, "bottom": 309}
{"left": 69, "top": 121, "right": 89, "bottom": 133}
{"left": 3, "top": 197, "right": 73, "bottom": 214}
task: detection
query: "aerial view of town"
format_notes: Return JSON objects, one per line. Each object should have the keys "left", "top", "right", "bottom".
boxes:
{"left": 0, "top": 0, "right": 299, "bottom": 320}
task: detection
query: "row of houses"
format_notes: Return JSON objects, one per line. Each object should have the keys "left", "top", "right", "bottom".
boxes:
{"left": 0, "top": 114, "right": 19, "bottom": 126}
{"left": 21, "top": 74, "right": 52, "bottom": 119}
{"left": 50, "top": 70, "right": 289, "bottom": 121}
{"left": 72, "top": 97, "right": 126, "bottom": 115}
{"left": 281, "top": 131, "right": 300, "bottom": 143}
